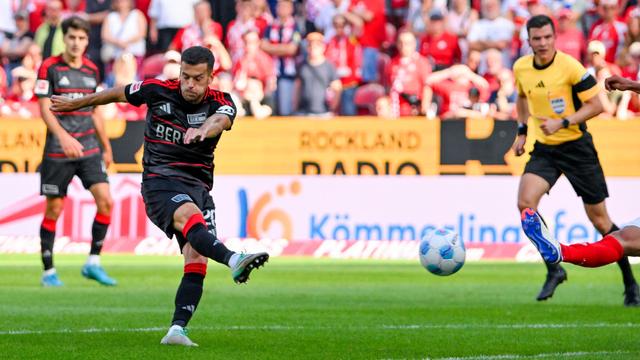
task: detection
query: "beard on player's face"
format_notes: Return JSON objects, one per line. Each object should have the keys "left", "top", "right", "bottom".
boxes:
{"left": 180, "top": 63, "right": 212, "bottom": 103}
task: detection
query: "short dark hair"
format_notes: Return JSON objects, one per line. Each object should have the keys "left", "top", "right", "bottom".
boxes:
{"left": 181, "top": 46, "right": 216, "bottom": 72}
{"left": 526, "top": 14, "right": 555, "bottom": 36}
{"left": 61, "top": 16, "right": 90, "bottom": 36}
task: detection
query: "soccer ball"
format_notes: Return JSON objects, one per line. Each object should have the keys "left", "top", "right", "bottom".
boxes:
{"left": 419, "top": 228, "right": 465, "bottom": 276}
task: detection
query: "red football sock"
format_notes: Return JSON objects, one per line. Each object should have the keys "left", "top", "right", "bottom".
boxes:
{"left": 560, "top": 235, "right": 624, "bottom": 268}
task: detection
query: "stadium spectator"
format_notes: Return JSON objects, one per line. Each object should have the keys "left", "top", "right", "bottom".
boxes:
{"left": 384, "top": 31, "right": 432, "bottom": 117}
{"left": 100, "top": 0, "right": 147, "bottom": 66}
{"left": 21, "top": 43, "right": 43, "bottom": 73}
{"left": 0, "top": 66, "right": 8, "bottom": 100}
{"left": 155, "top": 50, "right": 181, "bottom": 81}
{"left": 344, "top": 0, "right": 386, "bottom": 83}
{"left": 555, "top": 8, "right": 586, "bottom": 63}
{"left": 2, "top": 11, "right": 34, "bottom": 85}
{"left": 203, "top": 35, "right": 232, "bottom": 76}
{"left": 34, "top": 0, "right": 65, "bottom": 59}
{"left": 101, "top": 53, "right": 147, "bottom": 121}
{"left": 261, "top": 0, "right": 302, "bottom": 116}
{"left": 490, "top": 68, "right": 517, "bottom": 120}
{"left": 3, "top": 66, "right": 38, "bottom": 118}
{"left": 233, "top": 30, "right": 275, "bottom": 119}
{"left": 85, "top": 0, "right": 113, "bottom": 79}
{"left": 0, "top": 0, "right": 21, "bottom": 35}
{"left": 589, "top": 0, "right": 628, "bottom": 64}
{"left": 467, "top": 0, "right": 515, "bottom": 73}
{"left": 426, "top": 64, "right": 489, "bottom": 119}
{"left": 254, "top": 0, "right": 275, "bottom": 25}
{"left": 325, "top": 13, "right": 363, "bottom": 116}
{"left": 419, "top": 10, "right": 461, "bottom": 71}
{"left": 297, "top": 32, "right": 341, "bottom": 116}
{"left": 586, "top": 40, "right": 622, "bottom": 78}
{"left": 447, "top": 0, "right": 479, "bottom": 60}
{"left": 226, "top": 0, "right": 268, "bottom": 63}
{"left": 148, "top": 0, "right": 199, "bottom": 53}
{"left": 61, "top": 0, "right": 86, "bottom": 18}
{"left": 315, "top": 0, "right": 352, "bottom": 41}
{"left": 170, "top": 1, "right": 223, "bottom": 52}
{"left": 466, "top": 49, "right": 482, "bottom": 74}
{"left": 28, "top": 0, "right": 48, "bottom": 33}
{"left": 483, "top": 48, "right": 510, "bottom": 99}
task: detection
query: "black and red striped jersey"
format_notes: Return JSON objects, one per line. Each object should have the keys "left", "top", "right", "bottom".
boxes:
{"left": 35, "top": 55, "right": 101, "bottom": 160}
{"left": 124, "top": 79, "right": 237, "bottom": 190}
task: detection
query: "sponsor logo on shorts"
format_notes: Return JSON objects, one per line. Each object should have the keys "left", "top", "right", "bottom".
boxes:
{"left": 42, "top": 184, "right": 59, "bottom": 195}
{"left": 34, "top": 80, "right": 50, "bottom": 95}
{"left": 171, "top": 194, "right": 193, "bottom": 203}
{"left": 216, "top": 105, "right": 235, "bottom": 117}
{"left": 187, "top": 112, "right": 207, "bottom": 125}
{"left": 129, "top": 81, "right": 143, "bottom": 94}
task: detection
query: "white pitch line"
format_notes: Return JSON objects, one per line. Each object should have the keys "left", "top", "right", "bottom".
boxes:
{"left": 430, "top": 350, "right": 633, "bottom": 360}
{"left": 2, "top": 322, "right": 639, "bottom": 335}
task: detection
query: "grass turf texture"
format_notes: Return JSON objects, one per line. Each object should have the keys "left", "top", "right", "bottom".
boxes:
{"left": 1, "top": 255, "right": 639, "bottom": 359}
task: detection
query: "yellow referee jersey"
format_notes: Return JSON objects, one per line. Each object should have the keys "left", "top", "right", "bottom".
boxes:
{"left": 513, "top": 51, "right": 600, "bottom": 145}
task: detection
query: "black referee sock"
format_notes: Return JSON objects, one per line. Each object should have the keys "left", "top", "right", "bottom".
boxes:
{"left": 90, "top": 214, "right": 111, "bottom": 255}
{"left": 172, "top": 264, "right": 206, "bottom": 327}
{"left": 182, "top": 215, "right": 235, "bottom": 265}
{"left": 607, "top": 224, "right": 638, "bottom": 287}
{"left": 40, "top": 217, "right": 56, "bottom": 271}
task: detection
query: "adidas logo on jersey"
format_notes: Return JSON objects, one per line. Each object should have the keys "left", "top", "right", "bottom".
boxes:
{"left": 58, "top": 76, "right": 70, "bottom": 86}
{"left": 535, "top": 80, "right": 545, "bottom": 88}
{"left": 158, "top": 103, "right": 172, "bottom": 115}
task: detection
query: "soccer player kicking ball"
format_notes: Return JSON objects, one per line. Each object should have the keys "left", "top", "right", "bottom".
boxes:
{"left": 523, "top": 209, "right": 640, "bottom": 278}
{"left": 50, "top": 46, "right": 269, "bottom": 346}
{"left": 35, "top": 16, "right": 116, "bottom": 287}
{"left": 513, "top": 15, "right": 639, "bottom": 305}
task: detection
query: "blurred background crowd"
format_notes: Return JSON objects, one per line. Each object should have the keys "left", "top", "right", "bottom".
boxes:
{"left": 1, "top": 0, "right": 640, "bottom": 120}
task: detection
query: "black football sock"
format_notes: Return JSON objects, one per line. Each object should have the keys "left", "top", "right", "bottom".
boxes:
{"left": 90, "top": 213, "right": 110, "bottom": 255}
{"left": 606, "top": 224, "right": 637, "bottom": 287}
{"left": 182, "top": 214, "right": 235, "bottom": 266}
{"left": 40, "top": 217, "right": 56, "bottom": 271}
{"left": 172, "top": 264, "right": 206, "bottom": 327}
{"left": 545, "top": 262, "right": 563, "bottom": 273}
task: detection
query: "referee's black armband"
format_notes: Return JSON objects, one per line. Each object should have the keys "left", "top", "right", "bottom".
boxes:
{"left": 573, "top": 74, "right": 597, "bottom": 93}
{"left": 517, "top": 123, "right": 528, "bottom": 136}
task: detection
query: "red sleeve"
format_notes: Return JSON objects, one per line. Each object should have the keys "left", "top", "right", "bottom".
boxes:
{"left": 213, "top": 22, "right": 223, "bottom": 40}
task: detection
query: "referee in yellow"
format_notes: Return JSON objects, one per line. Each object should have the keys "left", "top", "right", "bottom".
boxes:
{"left": 513, "top": 14, "right": 639, "bottom": 305}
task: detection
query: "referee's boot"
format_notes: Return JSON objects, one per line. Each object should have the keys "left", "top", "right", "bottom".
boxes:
{"left": 537, "top": 264, "right": 567, "bottom": 301}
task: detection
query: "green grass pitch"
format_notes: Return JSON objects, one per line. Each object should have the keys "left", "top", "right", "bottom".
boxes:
{"left": 1, "top": 255, "right": 639, "bottom": 359}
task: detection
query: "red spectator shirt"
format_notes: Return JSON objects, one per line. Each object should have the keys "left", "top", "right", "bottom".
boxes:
{"left": 385, "top": 53, "right": 431, "bottom": 116}
{"left": 419, "top": 32, "right": 461, "bottom": 69}
{"left": 349, "top": 0, "right": 386, "bottom": 49}
{"left": 171, "top": 21, "right": 224, "bottom": 52}
{"left": 325, "top": 35, "right": 362, "bottom": 87}
{"left": 589, "top": 19, "right": 628, "bottom": 63}
{"left": 556, "top": 27, "right": 585, "bottom": 62}
{"left": 431, "top": 79, "right": 489, "bottom": 116}
{"left": 232, "top": 50, "right": 276, "bottom": 90}
{"left": 225, "top": 18, "right": 268, "bottom": 62}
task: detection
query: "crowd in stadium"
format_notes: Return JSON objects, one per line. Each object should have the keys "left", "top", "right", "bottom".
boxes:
{"left": 1, "top": 0, "right": 640, "bottom": 120}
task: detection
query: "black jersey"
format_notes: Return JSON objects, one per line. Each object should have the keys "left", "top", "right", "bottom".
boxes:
{"left": 124, "top": 79, "right": 236, "bottom": 190}
{"left": 35, "top": 55, "right": 101, "bottom": 160}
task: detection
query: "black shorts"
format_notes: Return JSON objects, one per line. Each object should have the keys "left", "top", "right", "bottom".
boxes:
{"left": 40, "top": 155, "right": 108, "bottom": 197}
{"left": 524, "top": 133, "right": 608, "bottom": 204}
{"left": 141, "top": 177, "right": 217, "bottom": 249}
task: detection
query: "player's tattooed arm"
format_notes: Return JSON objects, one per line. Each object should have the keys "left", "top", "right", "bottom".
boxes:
{"left": 184, "top": 114, "right": 232, "bottom": 144}
{"left": 50, "top": 86, "right": 128, "bottom": 112}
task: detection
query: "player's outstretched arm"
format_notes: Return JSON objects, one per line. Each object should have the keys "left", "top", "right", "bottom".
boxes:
{"left": 50, "top": 86, "right": 128, "bottom": 113}
{"left": 605, "top": 75, "right": 640, "bottom": 93}
{"left": 184, "top": 114, "right": 232, "bottom": 144}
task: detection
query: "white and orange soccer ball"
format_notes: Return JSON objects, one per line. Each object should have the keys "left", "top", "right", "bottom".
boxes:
{"left": 419, "top": 228, "right": 466, "bottom": 276}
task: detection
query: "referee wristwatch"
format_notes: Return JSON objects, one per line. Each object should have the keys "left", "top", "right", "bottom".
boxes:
{"left": 562, "top": 118, "right": 570, "bottom": 128}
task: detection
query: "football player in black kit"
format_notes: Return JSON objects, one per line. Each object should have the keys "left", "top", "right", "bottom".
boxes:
{"left": 50, "top": 46, "right": 269, "bottom": 346}
{"left": 36, "top": 16, "right": 117, "bottom": 287}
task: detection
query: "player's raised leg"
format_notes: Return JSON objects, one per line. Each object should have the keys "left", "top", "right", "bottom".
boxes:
{"left": 518, "top": 173, "right": 567, "bottom": 300}
{"left": 81, "top": 183, "right": 117, "bottom": 286}
{"left": 41, "top": 197, "right": 64, "bottom": 287}
{"left": 172, "top": 203, "right": 269, "bottom": 284}
{"left": 161, "top": 243, "right": 206, "bottom": 347}
{"left": 584, "top": 202, "right": 639, "bottom": 306}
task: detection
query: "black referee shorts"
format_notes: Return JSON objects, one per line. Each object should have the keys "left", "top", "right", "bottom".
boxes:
{"left": 40, "top": 155, "right": 108, "bottom": 197}
{"left": 141, "top": 177, "right": 217, "bottom": 249}
{"left": 524, "top": 133, "right": 609, "bottom": 204}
